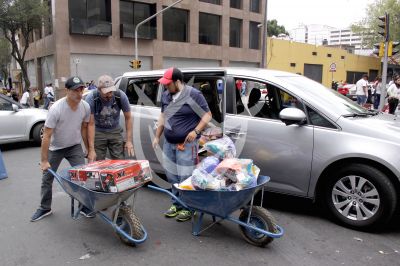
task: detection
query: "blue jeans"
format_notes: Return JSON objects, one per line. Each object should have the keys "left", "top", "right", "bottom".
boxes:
{"left": 44, "top": 96, "right": 54, "bottom": 110}
{"left": 374, "top": 94, "right": 381, "bottom": 109}
{"left": 163, "top": 139, "right": 199, "bottom": 207}
{"left": 357, "top": 95, "right": 367, "bottom": 106}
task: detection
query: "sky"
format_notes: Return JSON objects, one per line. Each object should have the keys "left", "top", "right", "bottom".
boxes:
{"left": 268, "top": 0, "right": 375, "bottom": 30}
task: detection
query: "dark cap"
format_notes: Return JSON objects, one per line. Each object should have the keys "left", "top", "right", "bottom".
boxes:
{"left": 158, "top": 67, "right": 184, "bottom": 85}
{"left": 65, "top": 76, "right": 85, "bottom": 90}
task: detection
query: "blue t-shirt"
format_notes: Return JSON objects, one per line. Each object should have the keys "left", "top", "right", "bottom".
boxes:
{"left": 161, "top": 85, "right": 210, "bottom": 144}
{"left": 85, "top": 90, "right": 131, "bottom": 132}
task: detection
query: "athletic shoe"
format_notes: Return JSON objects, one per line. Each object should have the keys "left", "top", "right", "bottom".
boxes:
{"left": 30, "top": 209, "right": 52, "bottom": 222}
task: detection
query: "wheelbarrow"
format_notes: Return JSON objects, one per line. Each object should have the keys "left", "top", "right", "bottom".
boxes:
{"left": 48, "top": 168, "right": 148, "bottom": 246}
{"left": 148, "top": 175, "right": 284, "bottom": 247}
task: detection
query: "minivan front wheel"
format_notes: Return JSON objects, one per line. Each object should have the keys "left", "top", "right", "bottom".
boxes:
{"left": 325, "top": 163, "right": 396, "bottom": 230}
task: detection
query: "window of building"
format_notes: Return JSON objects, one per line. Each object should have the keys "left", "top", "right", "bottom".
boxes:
{"left": 290, "top": 63, "right": 296, "bottom": 67}
{"left": 120, "top": 1, "right": 156, "bottom": 39}
{"left": 249, "top": 21, "right": 260, "bottom": 49}
{"left": 163, "top": 7, "right": 189, "bottom": 42}
{"left": 69, "top": 0, "right": 112, "bottom": 36}
{"left": 250, "top": 0, "right": 260, "bottom": 13}
{"left": 199, "top": 0, "right": 221, "bottom": 4}
{"left": 230, "top": 0, "right": 242, "bottom": 9}
{"left": 199, "top": 13, "right": 221, "bottom": 45}
{"left": 312, "top": 52, "right": 317, "bottom": 56}
{"left": 230, "top": 18, "right": 242, "bottom": 48}
{"left": 44, "top": 0, "right": 52, "bottom": 36}
{"left": 327, "top": 54, "right": 332, "bottom": 57}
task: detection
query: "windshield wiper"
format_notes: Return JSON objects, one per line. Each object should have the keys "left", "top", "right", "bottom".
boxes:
{"left": 343, "top": 113, "right": 370, "bottom": 118}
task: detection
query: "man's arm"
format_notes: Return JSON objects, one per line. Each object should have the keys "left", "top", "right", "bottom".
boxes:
{"left": 123, "top": 111, "right": 134, "bottom": 157}
{"left": 185, "top": 111, "right": 212, "bottom": 143}
{"left": 81, "top": 121, "right": 89, "bottom": 155}
{"left": 152, "top": 113, "right": 165, "bottom": 149}
{"left": 40, "top": 127, "right": 53, "bottom": 171}
{"left": 86, "top": 114, "right": 96, "bottom": 162}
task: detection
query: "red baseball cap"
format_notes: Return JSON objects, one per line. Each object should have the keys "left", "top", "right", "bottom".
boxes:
{"left": 158, "top": 67, "right": 183, "bottom": 85}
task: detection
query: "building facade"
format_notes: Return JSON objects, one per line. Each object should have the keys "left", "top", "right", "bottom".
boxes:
{"left": 289, "top": 24, "right": 336, "bottom": 45}
{"left": 24, "top": 0, "right": 265, "bottom": 95}
{"left": 266, "top": 38, "right": 381, "bottom": 87}
{"left": 329, "top": 28, "right": 373, "bottom": 56}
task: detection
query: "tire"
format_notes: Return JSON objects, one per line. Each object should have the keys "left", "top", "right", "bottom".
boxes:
{"left": 112, "top": 206, "right": 144, "bottom": 246}
{"left": 238, "top": 206, "right": 277, "bottom": 247}
{"left": 324, "top": 163, "right": 397, "bottom": 230}
{"left": 32, "top": 123, "right": 44, "bottom": 145}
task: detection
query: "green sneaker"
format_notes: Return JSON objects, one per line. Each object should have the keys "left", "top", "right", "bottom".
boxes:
{"left": 176, "top": 209, "right": 193, "bottom": 222}
{"left": 164, "top": 205, "right": 181, "bottom": 218}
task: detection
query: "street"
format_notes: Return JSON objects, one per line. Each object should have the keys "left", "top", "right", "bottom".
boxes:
{"left": 0, "top": 143, "right": 400, "bottom": 266}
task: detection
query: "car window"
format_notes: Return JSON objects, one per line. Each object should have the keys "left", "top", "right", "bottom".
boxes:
{"left": 126, "top": 78, "right": 160, "bottom": 107}
{"left": 306, "top": 106, "right": 336, "bottom": 129}
{"left": 0, "top": 97, "right": 12, "bottom": 111}
{"left": 232, "top": 78, "right": 305, "bottom": 121}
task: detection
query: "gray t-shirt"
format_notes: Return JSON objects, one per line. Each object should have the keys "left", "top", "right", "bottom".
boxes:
{"left": 45, "top": 98, "right": 90, "bottom": 151}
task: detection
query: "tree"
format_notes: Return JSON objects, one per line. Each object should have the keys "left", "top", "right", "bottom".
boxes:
{"left": 0, "top": 0, "right": 48, "bottom": 90}
{"left": 351, "top": 0, "right": 400, "bottom": 48}
{"left": 267, "top": 19, "right": 288, "bottom": 37}
{"left": 0, "top": 37, "right": 11, "bottom": 87}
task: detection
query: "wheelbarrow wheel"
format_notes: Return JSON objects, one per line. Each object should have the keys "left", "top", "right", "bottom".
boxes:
{"left": 112, "top": 206, "right": 144, "bottom": 246}
{"left": 238, "top": 206, "right": 277, "bottom": 247}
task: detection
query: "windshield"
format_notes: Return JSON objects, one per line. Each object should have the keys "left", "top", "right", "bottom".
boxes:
{"left": 282, "top": 76, "right": 368, "bottom": 116}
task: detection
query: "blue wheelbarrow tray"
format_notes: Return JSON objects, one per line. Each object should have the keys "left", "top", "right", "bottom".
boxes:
{"left": 176, "top": 175, "right": 270, "bottom": 218}
{"left": 53, "top": 168, "right": 141, "bottom": 212}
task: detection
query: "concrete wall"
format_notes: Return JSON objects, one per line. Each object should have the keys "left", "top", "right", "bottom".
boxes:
{"left": 266, "top": 38, "right": 381, "bottom": 87}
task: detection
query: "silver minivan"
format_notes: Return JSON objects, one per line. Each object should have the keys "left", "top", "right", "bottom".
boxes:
{"left": 117, "top": 68, "right": 400, "bottom": 230}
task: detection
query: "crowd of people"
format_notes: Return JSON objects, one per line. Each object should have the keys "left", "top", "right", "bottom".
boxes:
{"left": 0, "top": 80, "right": 97, "bottom": 110}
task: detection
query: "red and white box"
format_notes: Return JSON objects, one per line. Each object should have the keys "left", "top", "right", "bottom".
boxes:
{"left": 69, "top": 160, "right": 152, "bottom": 192}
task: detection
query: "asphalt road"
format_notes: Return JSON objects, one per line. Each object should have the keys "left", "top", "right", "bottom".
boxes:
{"left": 0, "top": 143, "right": 399, "bottom": 266}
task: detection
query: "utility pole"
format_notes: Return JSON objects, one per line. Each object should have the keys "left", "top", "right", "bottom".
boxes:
{"left": 135, "top": 0, "right": 184, "bottom": 63}
{"left": 260, "top": 0, "right": 268, "bottom": 68}
{"left": 378, "top": 12, "right": 389, "bottom": 111}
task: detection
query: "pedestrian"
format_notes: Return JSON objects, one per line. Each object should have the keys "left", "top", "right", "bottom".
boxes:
{"left": 85, "top": 75, "right": 134, "bottom": 162}
{"left": 88, "top": 80, "right": 97, "bottom": 90}
{"left": 32, "top": 87, "right": 41, "bottom": 108}
{"left": 355, "top": 74, "right": 368, "bottom": 106}
{"left": 152, "top": 67, "right": 212, "bottom": 222}
{"left": 11, "top": 89, "right": 19, "bottom": 102}
{"left": 387, "top": 75, "right": 400, "bottom": 115}
{"left": 43, "top": 82, "right": 55, "bottom": 110}
{"left": 19, "top": 88, "right": 30, "bottom": 108}
{"left": 30, "top": 76, "right": 92, "bottom": 222}
{"left": 373, "top": 77, "right": 382, "bottom": 110}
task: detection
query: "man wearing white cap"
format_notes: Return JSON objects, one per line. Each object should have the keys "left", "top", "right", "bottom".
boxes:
{"left": 85, "top": 75, "right": 134, "bottom": 161}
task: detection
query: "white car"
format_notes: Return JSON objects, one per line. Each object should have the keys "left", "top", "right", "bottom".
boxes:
{"left": 0, "top": 94, "right": 47, "bottom": 145}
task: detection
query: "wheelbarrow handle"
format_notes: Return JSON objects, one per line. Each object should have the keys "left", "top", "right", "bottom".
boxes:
{"left": 147, "top": 185, "right": 190, "bottom": 210}
{"left": 47, "top": 168, "right": 67, "bottom": 191}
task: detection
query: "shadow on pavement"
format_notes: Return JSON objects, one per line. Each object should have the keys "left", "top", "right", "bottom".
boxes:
{"left": 0, "top": 142, "right": 39, "bottom": 151}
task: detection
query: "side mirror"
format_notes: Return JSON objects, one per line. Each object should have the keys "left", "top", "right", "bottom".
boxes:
{"left": 279, "top": 108, "right": 307, "bottom": 126}
{"left": 12, "top": 104, "right": 19, "bottom": 112}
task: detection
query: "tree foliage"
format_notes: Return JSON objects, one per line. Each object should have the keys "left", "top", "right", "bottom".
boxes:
{"left": 0, "top": 37, "right": 11, "bottom": 87}
{"left": 0, "top": 0, "right": 48, "bottom": 89}
{"left": 267, "top": 19, "right": 288, "bottom": 37}
{"left": 351, "top": 0, "right": 400, "bottom": 48}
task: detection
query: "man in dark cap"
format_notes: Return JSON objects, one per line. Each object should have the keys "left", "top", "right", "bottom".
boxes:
{"left": 153, "top": 67, "right": 211, "bottom": 222}
{"left": 31, "top": 76, "right": 92, "bottom": 222}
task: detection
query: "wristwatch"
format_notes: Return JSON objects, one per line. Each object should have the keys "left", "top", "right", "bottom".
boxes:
{"left": 194, "top": 129, "right": 201, "bottom": 136}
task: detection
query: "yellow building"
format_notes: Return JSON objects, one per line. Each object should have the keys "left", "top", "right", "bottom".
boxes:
{"left": 266, "top": 38, "right": 381, "bottom": 87}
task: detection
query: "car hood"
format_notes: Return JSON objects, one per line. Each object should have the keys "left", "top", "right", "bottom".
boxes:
{"left": 339, "top": 113, "right": 400, "bottom": 143}
{"left": 20, "top": 107, "right": 48, "bottom": 118}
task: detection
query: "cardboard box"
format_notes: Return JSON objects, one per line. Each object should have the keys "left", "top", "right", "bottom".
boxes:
{"left": 69, "top": 160, "right": 152, "bottom": 192}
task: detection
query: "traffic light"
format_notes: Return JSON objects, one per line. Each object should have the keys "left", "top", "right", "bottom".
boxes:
{"left": 388, "top": 41, "right": 400, "bottom": 57}
{"left": 378, "top": 13, "right": 389, "bottom": 41}
{"left": 373, "top": 42, "right": 384, "bottom": 57}
{"left": 129, "top": 59, "right": 142, "bottom": 69}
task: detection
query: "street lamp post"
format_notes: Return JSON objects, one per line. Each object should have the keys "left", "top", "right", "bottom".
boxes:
{"left": 135, "top": 0, "right": 185, "bottom": 63}
{"left": 260, "top": 0, "right": 268, "bottom": 68}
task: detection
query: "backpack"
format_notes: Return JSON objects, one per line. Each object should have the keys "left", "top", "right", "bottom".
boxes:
{"left": 93, "top": 89, "right": 122, "bottom": 114}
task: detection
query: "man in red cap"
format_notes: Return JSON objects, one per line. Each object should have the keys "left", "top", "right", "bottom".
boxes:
{"left": 153, "top": 67, "right": 211, "bottom": 222}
